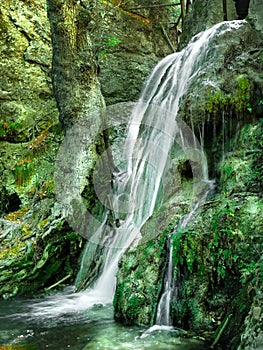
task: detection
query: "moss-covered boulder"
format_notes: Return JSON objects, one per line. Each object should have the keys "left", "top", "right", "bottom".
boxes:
{"left": 178, "top": 20, "right": 263, "bottom": 125}
{"left": 0, "top": 121, "right": 84, "bottom": 298}
{"left": 113, "top": 116, "right": 263, "bottom": 347}
{"left": 169, "top": 120, "right": 262, "bottom": 347}
{"left": 0, "top": 199, "right": 83, "bottom": 299}
{"left": 0, "top": 0, "right": 58, "bottom": 142}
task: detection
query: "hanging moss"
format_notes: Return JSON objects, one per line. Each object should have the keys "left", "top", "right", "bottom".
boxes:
{"left": 13, "top": 159, "right": 34, "bottom": 188}
{"left": 203, "top": 74, "right": 252, "bottom": 116}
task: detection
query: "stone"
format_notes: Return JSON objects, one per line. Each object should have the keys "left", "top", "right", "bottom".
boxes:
{"left": 180, "top": 0, "right": 237, "bottom": 47}
{"left": 95, "top": 2, "right": 173, "bottom": 104}
{"left": 0, "top": 0, "right": 58, "bottom": 142}
{"left": 248, "top": 0, "right": 263, "bottom": 34}
{"left": 253, "top": 306, "right": 262, "bottom": 321}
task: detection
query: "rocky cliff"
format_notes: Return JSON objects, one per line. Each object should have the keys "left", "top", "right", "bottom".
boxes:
{"left": 0, "top": 0, "right": 172, "bottom": 297}
{"left": 113, "top": 2, "right": 263, "bottom": 349}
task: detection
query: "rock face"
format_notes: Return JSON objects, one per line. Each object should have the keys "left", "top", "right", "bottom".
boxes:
{"left": 238, "top": 288, "right": 263, "bottom": 350}
{"left": 248, "top": 0, "right": 263, "bottom": 33}
{"left": 92, "top": 2, "right": 174, "bottom": 104}
{"left": 113, "top": 7, "right": 263, "bottom": 350}
{"left": 180, "top": 0, "right": 263, "bottom": 48}
{"left": 168, "top": 120, "right": 263, "bottom": 348}
{"left": 0, "top": 0, "right": 58, "bottom": 219}
{"left": 178, "top": 20, "right": 263, "bottom": 174}
{"left": 180, "top": 0, "right": 237, "bottom": 47}
{"left": 0, "top": 0, "right": 172, "bottom": 141}
{"left": 0, "top": 0, "right": 58, "bottom": 143}
{"left": 0, "top": 0, "right": 173, "bottom": 298}
{"left": 0, "top": 199, "right": 83, "bottom": 298}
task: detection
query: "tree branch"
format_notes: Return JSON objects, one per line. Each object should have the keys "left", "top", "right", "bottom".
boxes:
{"left": 127, "top": 3, "right": 181, "bottom": 11}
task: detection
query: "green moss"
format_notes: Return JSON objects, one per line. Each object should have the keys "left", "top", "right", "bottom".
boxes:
{"left": 114, "top": 231, "right": 168, "bottom": 326}
{"left": 0, "top": 241, "right": 25, "bottom": 261}
{"left": 204, "top": 74, "right": 252, "bottom": 116}
{"left": 236, "top": 74, "right": 250, "bottom": 96}
{"left": 4, "top": 207, "right": 30, "bottom": 222}
{"left": 235, "top": 74, "right": 251, "bottom": 113}
{"left": 205, "top": 88, "right": 229, "bottom": 114}
{"left": 172, "top": 227, "right": 204, "bottom": 277}
{"left": 172, "top": 194, "right": 262, "bottom": 285}
{"left": 13, "top": 159, "right": 34, "bottom": 188}
{"left": 0, "top": 121, "right": 23, "bottom": 140}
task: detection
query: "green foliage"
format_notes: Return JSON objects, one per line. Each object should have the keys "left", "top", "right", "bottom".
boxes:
{"left": 114, "top": 229, "right": 168, "bottom": 325}
{"left": 204, "top": 74, "right": 253, "bottom": 115}
{"left": 239, "top": 257, "right": 263, "bottom": 286}
{"left": 220, "top": 163, "right": 235, "bottom": 179}
{"left": 0, "top": 121, "right": 23, "bottom": 139}
{"left": 237, "top": 74, "right": 250, "bottom": 94}
{"left": 102, "top": 35, "right": 122, "bottom": 47}
{"left": 170, "top": 195, "right": 262, "bottom": 290}
{"left": 166, "top": 4, "right": 181, "bottom": 18}
{"left": 246, "top": 102, "right": 253, "bottom": 114}
{"left": 172, "top": 227, "right": 204, "bottom": 277}
{"left": 205, "top": 89, "right": 229, "bottom": 114}
{"left": 98, "top": 35, "right": 122, "bottom": 58}
{"left": 236, "top": 75, "right": 251, "bottom": 113}
{"left": 208, "top": 199, "right": 241, "bottom": 281}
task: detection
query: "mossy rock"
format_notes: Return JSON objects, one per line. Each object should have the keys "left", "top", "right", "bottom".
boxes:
{"left": 0, "top": 201, "right": 83, "bottom": 299}
{"left": 0, "top": 0, "right": 58, "bottom": 142}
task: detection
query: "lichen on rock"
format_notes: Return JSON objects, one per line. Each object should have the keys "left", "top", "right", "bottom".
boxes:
{"left": 0, "top": 0, "right": 58, "bottom": 143}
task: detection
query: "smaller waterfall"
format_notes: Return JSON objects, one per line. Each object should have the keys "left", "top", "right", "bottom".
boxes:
{"left": 155, "top": 237, "right": 178, "bottom": 326}
{"left": 155, "top": 180, "right": 214, "bottom": 326}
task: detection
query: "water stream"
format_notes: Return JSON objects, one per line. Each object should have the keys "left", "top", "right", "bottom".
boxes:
{"left": 0, "top": 291, "right": 205, "bottom": 349}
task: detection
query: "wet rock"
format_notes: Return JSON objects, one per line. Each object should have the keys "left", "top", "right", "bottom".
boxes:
{"left": 178, "top": 21, "right": 263, "bottom": 125}
{"left": 0, "top": 199, "right": 83, "bottom": 298}
{"left": 99, "top": 53, "right": 159, "bottom": 105}
{"left": 238, "top": 290, "right": 263, "bottom": 349}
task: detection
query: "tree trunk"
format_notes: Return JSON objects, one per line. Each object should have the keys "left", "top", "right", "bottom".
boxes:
{"left": 46, "top": 0, "right": 104, "bottom": 130}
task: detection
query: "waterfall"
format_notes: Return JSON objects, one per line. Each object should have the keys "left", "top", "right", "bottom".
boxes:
{"left": 155, "top": 181, "right": 214, "bottom": 326}
{"left": 78, "top": 21, "right": 245, "bottom": 302}
{"left": 155, "top": 236, "right": 177, "bottom": 326}
{"left": 49, "top": 20, "right": 246, "bottom": 317}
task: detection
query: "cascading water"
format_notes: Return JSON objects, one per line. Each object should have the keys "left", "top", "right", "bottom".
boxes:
{"left": 155, "top": 181, "right": 214, "bottom": 327}
{"left": 78, "top": 20, "right": 244, "bottom": 304}
{"left": 29, "top": 20, "right": 246, "bottom": 318}
{"left": 155, "top": 236, "right": 177, "bottom": 326}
